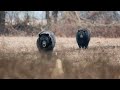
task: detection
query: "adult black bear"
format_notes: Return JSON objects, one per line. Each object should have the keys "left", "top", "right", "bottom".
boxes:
{"left": 37, "top": 30, "right": 56, "bottom": 52}
{"left": 76, "top": 28, "right": 91, "bottom": 49}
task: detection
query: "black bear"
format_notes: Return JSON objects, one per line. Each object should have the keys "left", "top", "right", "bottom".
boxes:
{"left": 37, "top": 30, "right": 56, "bottom": 52}
{"left": 76, "top": 28, "right": 91, "bottom": 49}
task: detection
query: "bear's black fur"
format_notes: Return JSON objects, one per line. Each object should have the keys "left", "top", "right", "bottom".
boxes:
{"left": 76, "top": 28, "right": 91, "bottom": 49}
{"left": 37, "top": 30, "right": 56, "bottom": 52}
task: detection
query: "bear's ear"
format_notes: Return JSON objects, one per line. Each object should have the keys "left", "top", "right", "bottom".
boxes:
{"left": 83, "top": 30, "right": 86, "bottom": 32}
{"left": 39, "top": 34, "right": 41, "bottom": 37}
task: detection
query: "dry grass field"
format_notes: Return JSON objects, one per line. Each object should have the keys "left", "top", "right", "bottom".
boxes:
{"left": 0, "top": 36, "right": 120, "bottom": 79}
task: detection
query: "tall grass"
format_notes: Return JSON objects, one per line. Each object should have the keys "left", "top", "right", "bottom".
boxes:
{"left": 0, "top": 37, "right": 120, "bottom": 79}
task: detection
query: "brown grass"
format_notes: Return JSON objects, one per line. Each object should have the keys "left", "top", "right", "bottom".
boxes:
{"left": 0, "top": 36, "right": 120, "bottom": 79}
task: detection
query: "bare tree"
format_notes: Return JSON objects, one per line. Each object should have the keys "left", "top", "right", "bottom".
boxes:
{"left": 0, "top": 11, "right": 5, "bottom": 35}
{"left": 45, "top": 11, "right": 51, "bottom": 29}
{"left": 52, "top": 11, "right": 58, "bottom": 23}
{"left": 23, "top": 11, "right": 31, "bottom": 26}
{"left": 6, "top": 11, "right": 14, "bottom": 25}
{"left": 14, "top": 11, "right": 21, "bottom": 25}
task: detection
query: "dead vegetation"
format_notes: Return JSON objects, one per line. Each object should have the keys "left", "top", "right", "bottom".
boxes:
{"left": 0, "top": 36, "right": 120, "bottom": 79}
{"left": 3, "top": 11, "right": 120, "bottom": 38}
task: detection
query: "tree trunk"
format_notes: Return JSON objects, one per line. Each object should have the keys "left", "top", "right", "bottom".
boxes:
{"left": 0, "top": 11, "right": 5, "bottom": 35}
{"left": 24, "top": 11, "right": 30, "bottom": 26}
{"left": 45, "top": 11, "right": 51, "bottom": 30}
{"left": 52, "top": 11, "right": 58, "bottom": 23}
